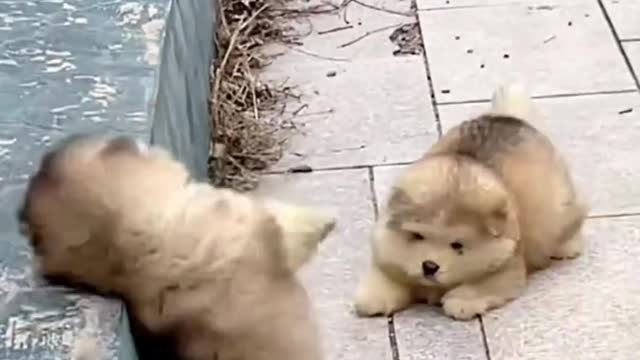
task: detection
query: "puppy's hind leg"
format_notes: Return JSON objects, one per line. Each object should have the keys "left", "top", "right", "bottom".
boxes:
{"left": 552, "top": 231, "right": 584, "bottom": 260}
{"left": 263, "top": 200, "right": 337, "bottom": 272}
{"left": 551, "top": 203, "right": 588, "bottom": 260}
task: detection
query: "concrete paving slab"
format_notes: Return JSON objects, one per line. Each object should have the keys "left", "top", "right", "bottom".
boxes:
{"left": 256, "top": 170, "right": 393, "bottom": 360}
{"left": 265, "top": 57, "right": 438, "bottom": 171}
{"left": 483, "top": 216, "right": 640, "bottom": 360}
{"left": 435, "top": 92, "right": 640, "bottom": 215}
{"left": 262, "top": 0, "right": 415, "bottom": 66}
{"left": 394, "top": 307, "right": 489, "bottom": 360}
{"left": 372, "top": 165, "right": 489, "bottom": 360}
{"left": 372, "top": 164, "right": 408, "bottom": 206}
{"left": 602, "top": 0, "right": 640, "bottom": 40}
{"left": 417, "top": 1, "right": 636, "bottom": 102}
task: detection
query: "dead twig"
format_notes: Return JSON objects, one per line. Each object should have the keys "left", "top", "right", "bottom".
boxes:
{"left": 339, "top": 23, "right": 404, "bottom": 48}
{"left": 293, "top": 109, "right": 334, "bottom": 117}
{"left": 287, "top": 45, "right": 351, "bottom": 61}
{"left": 292, "top": 104, "right": 309, "bottom": 116}
{"left": 209, "top": 0, "right": 310, "bottom": 191}
{"left": 210, "top": 0, "right": 367, "bottom": 190}
{"left": 318, "top": 24, "right": 353, "bottom": 35}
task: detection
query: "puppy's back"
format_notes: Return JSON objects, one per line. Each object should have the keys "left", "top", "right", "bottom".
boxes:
{"left": 427, "top": 91, "right": 586, "bottom": 270}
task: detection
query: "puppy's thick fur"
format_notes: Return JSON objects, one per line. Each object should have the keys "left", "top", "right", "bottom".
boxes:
{"left": 355, "top": 85, "right": 587, "bottom": 320}
{"left": 18, "top": 134, "right": 335, "bottom": 359}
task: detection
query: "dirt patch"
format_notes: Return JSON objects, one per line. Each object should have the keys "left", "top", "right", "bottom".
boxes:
{"left": 390, "top": 22, "right": 424, "bottom": 56}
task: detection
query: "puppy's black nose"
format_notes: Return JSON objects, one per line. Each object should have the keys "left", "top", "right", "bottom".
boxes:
{"left": 422, "top": 260, "right": 440, "bottom": 276}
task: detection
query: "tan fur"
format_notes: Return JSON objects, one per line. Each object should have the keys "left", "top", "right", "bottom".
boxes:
{"left": 18, "top": 134, "right": 335, "bottom": 359}
{"left": 355, "top": 85, "right": 587, "bottom": 320}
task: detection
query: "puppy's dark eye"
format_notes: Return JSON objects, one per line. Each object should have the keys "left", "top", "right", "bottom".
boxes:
{"left": 450, "top": 241, "right": 464, "bottom": 250}
{"left": 409, "top": 232, "right": 425, "bottom": 241}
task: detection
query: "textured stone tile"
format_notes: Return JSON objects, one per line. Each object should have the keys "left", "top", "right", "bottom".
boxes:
{"left": 265, "top": 57, "right": 438, "bottom": 170}
{"left": 262, "top": 0, "right": 415, "bottom": 65}
{"left": 418, "top": 1, "right": 636, "bottom": 102}
{"left": 372, "top": 165, "right": 489, "bottom": 360}
{"left": 603, "top": 0, "right": 640, "bottom": 40}
{"left": 483, "top": 217, "right": 640, "bottom": 360}
{"left": 256, "top": 170, "right": 393, "bottom": 360}
{"left": 372, "top": 164, "right": 408, "bottom": 207}
{"left": 436, "top": 92, "right": 640, "bottom": 215}
{"left": 394, "top": 307, "right": 489, "bottom": 360}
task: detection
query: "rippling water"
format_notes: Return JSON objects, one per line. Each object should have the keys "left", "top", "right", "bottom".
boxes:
{"left": 0, "top": 0, "right": 169, "bottom": 188}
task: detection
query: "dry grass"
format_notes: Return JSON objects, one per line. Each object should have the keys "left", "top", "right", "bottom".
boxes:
{"left": 208, "top": 0, "right": 343, "bottom": 191}
{"left": 208, "top": 0, "right": 416, "bottom": 191}
{"left": 209, "top": 0, "right": 288, "bottom": 191}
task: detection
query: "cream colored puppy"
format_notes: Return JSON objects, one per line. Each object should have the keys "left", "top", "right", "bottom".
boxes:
{"left": 18, "top": 134, "right": 335, "bottom": 360}
{"left": 355, "top": 85, "right": 587, "bottom": 320}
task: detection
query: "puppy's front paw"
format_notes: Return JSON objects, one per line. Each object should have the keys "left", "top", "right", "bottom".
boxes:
{"left": 354, "top": 269, "right": 411, "bottom": 317}
{"left": 442, "top": 297, "right": 491, "bottom": 321}
{"left": 354, "top": 290, "right": 407, "bottom": 317}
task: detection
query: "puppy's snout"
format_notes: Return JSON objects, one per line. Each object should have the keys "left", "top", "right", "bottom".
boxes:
{"left": 421, "top": 260, "right": 440, "bottom": 277}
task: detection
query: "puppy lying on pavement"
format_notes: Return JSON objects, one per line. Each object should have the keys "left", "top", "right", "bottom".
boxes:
{"left": 355, "top": 85, "right": 587, "bottom": 320}
{"left": 18, "top": 134, "right": 336, "bottom": 360}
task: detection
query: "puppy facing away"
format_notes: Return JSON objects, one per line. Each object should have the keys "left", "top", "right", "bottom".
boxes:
{"left": 354, "top": 85, "right": 588, "bottom": 320}
{"left": 17, "top": 134, "right": 336, "bottom": 360}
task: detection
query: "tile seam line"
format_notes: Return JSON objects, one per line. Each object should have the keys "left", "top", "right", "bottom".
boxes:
{"left": 367, "top": 166, "right": 380, "bottom": 220}
{"left": 368, "top": 166, "right": 401, "bottom": 360}
{"left": 419, "top": 2, "right": 491, "bottom": 359}
{"left": 417, "top": 3, "right": 518, "bottom": 12}
{"left": 437, "top": 89, "right": 639, "bottom": 106}
{"left": 371, "top": 169, "right": 399, "bottom": 360}
{"left": 387, "top": 316, "right": 401, "bottom": 360}
{"left": 415, "top": 5, "right": 442, "bottom": 137}
{"left": 588, "top": 212, "right": 640, "bottom": 219}
{"left": 265, "top": 163, "right": 640, "bottom": 220}
{"left": 478, "top": 316, "right": 493, "bottom": 360}
{"left": 262, "top": 161, "right": 414, "bottom": 175}
{"left": 597, "top": 0, "right": 640, "bottom": 90}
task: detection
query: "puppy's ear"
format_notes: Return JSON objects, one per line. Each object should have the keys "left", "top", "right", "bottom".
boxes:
{"left": 263, "top": 200, "right": 337, "bottom": 272}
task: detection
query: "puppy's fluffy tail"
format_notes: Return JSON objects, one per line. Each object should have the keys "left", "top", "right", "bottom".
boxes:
{"left": 263, "top": 200, "right": 337, "bottom": 272}
{"left": 490, "top": 83, "right": 535, "bottom": 120}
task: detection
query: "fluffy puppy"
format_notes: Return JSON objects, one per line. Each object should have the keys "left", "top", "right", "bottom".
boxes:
{"left": 354, "top": 85, "right": 588, "bottom": 320}
{"left": 17, "top": 134, "right": 335, "bottom": 360}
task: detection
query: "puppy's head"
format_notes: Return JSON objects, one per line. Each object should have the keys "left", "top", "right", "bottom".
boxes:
{"left": 374, "top": 155, "right": 520, "bottom": 288}
{"left": 17, "top": 134, "right": 190, "bottom": 290}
